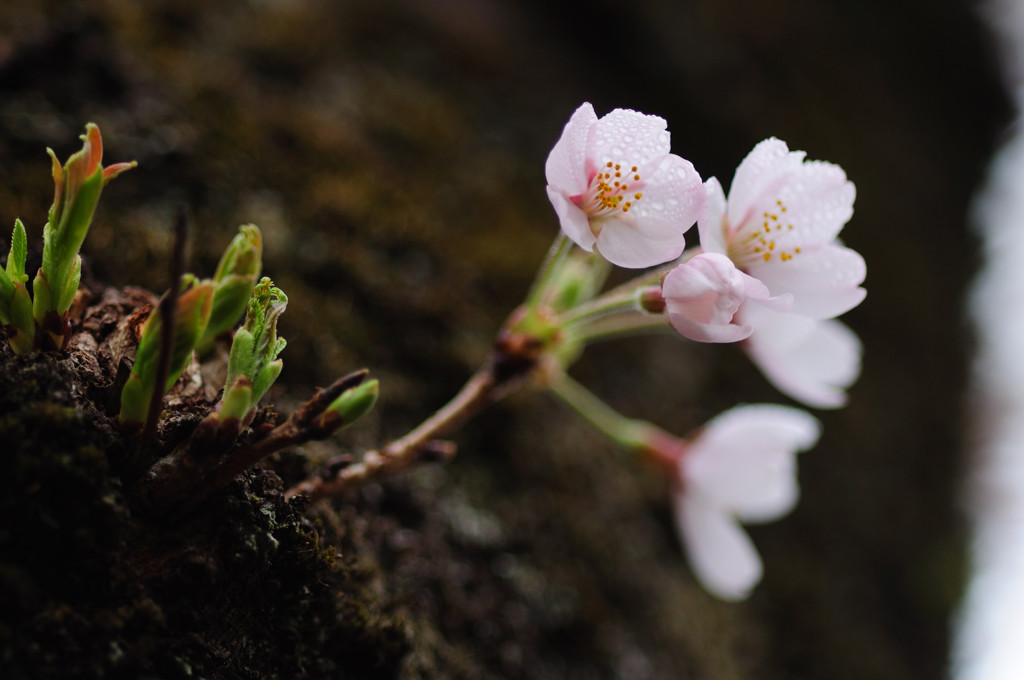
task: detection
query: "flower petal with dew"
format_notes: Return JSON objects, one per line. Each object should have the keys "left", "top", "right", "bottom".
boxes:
{"left": 661, "top": 252, "right": 790, "bottom": 343}
{"left": 673, "top": 404, "right": 820, "bottom": 600}
{"left": 698, "top": 138, "right": 865, "bottom": 319}
{"left": 740, "top": 304, "right": 863, "bottom": 409}
{"left": 545, "top": 103, "right": 705, "bottom": 269}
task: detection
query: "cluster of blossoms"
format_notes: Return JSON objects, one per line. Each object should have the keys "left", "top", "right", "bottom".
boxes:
{"left": 538, "top": 102, "right": 865, "bottom": 600}
{"left": 0, "top": 115, "right": 864, "bottom": 603}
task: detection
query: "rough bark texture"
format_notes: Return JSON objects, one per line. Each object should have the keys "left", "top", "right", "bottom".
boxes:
{"left": 0, "top": 0, "right": 1011, "bottom": 678}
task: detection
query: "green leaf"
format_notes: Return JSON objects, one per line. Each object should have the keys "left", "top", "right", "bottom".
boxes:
{"left": 7, "top": 219, "right": 28, "bottom": 283}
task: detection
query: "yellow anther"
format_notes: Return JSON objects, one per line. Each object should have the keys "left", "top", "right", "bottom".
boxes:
{"left": 631, "top": 166, "right": 638, "bottom": 172}
{"left": 763, "top": 253, "right": 771, "bottom": 261}
{"left": 634, "top": 192, "right": 643, "bottom": 199}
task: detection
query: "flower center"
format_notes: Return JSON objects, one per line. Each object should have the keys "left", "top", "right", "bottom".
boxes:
{"left": 727, "top": 199, "right": 800, "bottom": 267}
{"left": 580, "top": 162, "right": 644, "bottom": 228}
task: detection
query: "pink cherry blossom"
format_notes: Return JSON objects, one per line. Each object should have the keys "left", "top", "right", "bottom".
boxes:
{"left": 740, "top": 304, "right": 863, "bottom": 409}
{"left": 698, "top": 138, "right": 865, "bottom": 319}
{"left": 545, "top": 103, "right": 705, "bottom": 269}
{"left": 671, "top": 404, "right": 820, "bottom": 601}
{"left": 661, "top": 253, "right": 790, "bottom": 343}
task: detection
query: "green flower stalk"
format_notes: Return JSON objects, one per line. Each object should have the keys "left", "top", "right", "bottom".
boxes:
{"left": 198, "top": 224, "right": 263, "bottom": 353}
{"left": 0, "top": 219, "right": 34, "bottom": 353}
{"left": 119, "top": 278, "right": 215, "bottom": 428}
{"left": 33, "top": 123, "right": 136, "bottom": 351}
{"left": 217, "top": 277, "right": 287, "bottom": 423}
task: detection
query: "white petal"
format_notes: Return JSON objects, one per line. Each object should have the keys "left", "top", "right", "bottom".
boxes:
{"left": 674, "top": 489, "right": 763, "bottom": 601}
{"left": 697, "top": 177, "right": 728, "bottom": 255}
{"left": 545, "top": 103, "right": 597, "bottom": 195}
{"left": 727, "top": 139, "right": 855, "bottom": 250}
{"left": 684, "top": 404, "right": 818, "bottom": 520}
{"left": 750, "top": 244, "right": 867, "bottom": 318}
{"left": 594, "top": 223, "right": 684, "bottom": 268}
{"left": 743, "top": 306, "right": 863, "bottom": 408}
{"left": 547, "top": 186, "right": 597, "bottom": 252}
{"left": 588, "top": 154, "right": 703, "bottom": 268}
{"left": 773, "top": 160, "right": 855, "bottom": 245}
{"left": 587, "top": 108, "right": 671, "bottom": 167}
{"left": 727, "top": 138, "right": 804, "bottom": 228}
{"left": 626, "top": 154, "right": 705, "bottom": 239}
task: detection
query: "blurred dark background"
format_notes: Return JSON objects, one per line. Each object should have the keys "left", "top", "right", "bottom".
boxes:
{"left": 0, "top": 0, "right": 1010, "bottom": 678}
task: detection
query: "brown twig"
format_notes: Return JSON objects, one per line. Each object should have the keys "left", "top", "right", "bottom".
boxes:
{"left": 148, "top": 369, "right": 369, "bottom": 517}
{"left": 139, "top": 208, "right": 189, "bottom": 455}
{"left": 287, "top": 341, "right": 536, "bottom": 502}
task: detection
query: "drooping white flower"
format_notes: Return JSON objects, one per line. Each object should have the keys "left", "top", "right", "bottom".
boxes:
{"left": 672, "top": 404, "right": 820, "bottom": 601}
{"left": 545, "top": 103, "right": 705, "bottom": 269}
{"left": 698, "top": 138, "right": 865, "bottom": 319}
{"left": 740, "top": 304, "right": 863, "bottom": 409}
{"left": 661, "top": 253, "right": 790, "bottom": 343}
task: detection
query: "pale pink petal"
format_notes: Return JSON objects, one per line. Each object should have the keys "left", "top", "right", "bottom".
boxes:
{"left": 663, "top": 253, "right": 773, "bottom": 343}
{"left": 587, "top": 108, "right": 671, "bottom": 168}
{"left": 742, "top": 160, "right": 855, "bottom": 249}
{"left": 727, "top": 138, "right": 804, "bottom": 229}
{"left": 674, "top": 489, "right": 763, "bottom": 601}
{"left": 749, "top": 244, "right": 867, "bottom": 318}
{"left": 594, "top": 224, "right": 684, "bottom": 268}
{"left": 697, "top": 177, "right": 728, "bottom": 256}
{"left": 545, "top": 103, "right": 597, "bottom": 195}
{"left": 743, "top": 306, "right": 863, "bottom": 408}
{"left": 684, "top": 404, "right": 819, "bottom": 521}
{"left": 624, "top": 154, "right": 705, "bottom": 240}
{"left": 547, "top": 185, "right": 597, "bottom": 252}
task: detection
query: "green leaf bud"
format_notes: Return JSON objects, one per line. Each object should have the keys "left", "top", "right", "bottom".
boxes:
{"left": 200, "top": 225, "right": 263, "bottom": 350}
{"left": 215, "top": 277, "right": 287, "bottom": 422}
{"left": 325, "top": 379, "right": 379, "bottom": 429}
{"left": 38, "top": 124, "right": 135, "bottom": 329}
{"left": 119, "top": 280, "right": 215, "bottom": 426}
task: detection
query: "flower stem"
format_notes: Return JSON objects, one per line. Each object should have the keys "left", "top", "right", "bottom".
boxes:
{"left": 524, "top": 232, "right": 572, "bottom": 310}
{"left": 556, "top": 288, "right": 642, "bottom": 326}
{"left": 569, "top": 312, "right": 670, "bottom": 344}
{"left": 549, "top": 371, "right": 657, "bottom": 452}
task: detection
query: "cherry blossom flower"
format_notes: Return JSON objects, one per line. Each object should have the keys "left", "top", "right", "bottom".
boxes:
{"left": 545, "top": 103, "right": 705, "bottom": 269}
{"left": 661, "top": 253, "right": 790, "bottom": 343}
{"left": 698, "top": 137, "right": 865, "bottom": 319}
{"left": 670, "top": 404, "right": 820, "bottom": 601}
{"left": 696, "top": 138, "right": 865, "bottom": 405}
{"left": 740, "top": 305, "right": 862, "bottom": 409}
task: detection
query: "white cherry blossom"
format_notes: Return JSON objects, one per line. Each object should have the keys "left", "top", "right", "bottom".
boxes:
{"left": 672, "top": 404, "right": 820, "bottom": 601}
{"left": 545, "top": 103, "right": 705, "bottom": 268}
{"left": 698, "top": 138, "right": 865, "bottom": 319}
